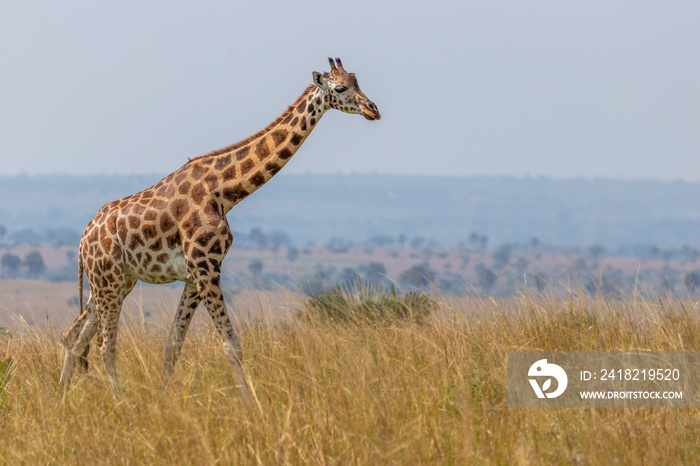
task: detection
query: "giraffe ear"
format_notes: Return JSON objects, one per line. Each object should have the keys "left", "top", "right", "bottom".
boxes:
{"left": 312, "top": 72, "right": 328, "bottom": 90}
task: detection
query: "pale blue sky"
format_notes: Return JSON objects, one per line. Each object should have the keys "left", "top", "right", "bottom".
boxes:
{"left": 2, "top": 1, "right": 699, "bottom": 179}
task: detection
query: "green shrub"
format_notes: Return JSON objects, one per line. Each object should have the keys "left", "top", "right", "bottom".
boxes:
{"left": 300, "top": 279, "right": 437, "bottom": 324}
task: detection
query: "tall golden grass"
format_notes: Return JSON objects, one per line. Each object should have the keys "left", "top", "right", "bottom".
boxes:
{"left": 1, "top": 290, "right": 699, "bottom": 464}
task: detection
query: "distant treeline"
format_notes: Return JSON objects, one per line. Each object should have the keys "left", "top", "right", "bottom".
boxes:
{"left": 2, "top": 173, "right": 700, "bottom": 249}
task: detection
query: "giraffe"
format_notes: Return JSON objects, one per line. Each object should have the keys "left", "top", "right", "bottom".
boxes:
{"left": 59, "top": 58, "right": 380, "bottom": 393}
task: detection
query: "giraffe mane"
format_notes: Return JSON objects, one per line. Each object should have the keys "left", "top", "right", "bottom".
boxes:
{"left": 184, "top": 84, "right": 317, "bottom": 166}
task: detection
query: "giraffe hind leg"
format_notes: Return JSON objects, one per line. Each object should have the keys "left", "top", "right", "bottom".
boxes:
{"left": 72, "top": 304, "right": 102, "bottom": 374}
{"left": 59, "top": 297, "right": 99, "bottom": 393}
{"left": 163, "top": 281, "right": 201, "bottom": 387}
{"left": 78, "top": 344, "right": 90, "bottom": 373}
{"left": 97, "top": 275, "right": 137, "bottom": 394}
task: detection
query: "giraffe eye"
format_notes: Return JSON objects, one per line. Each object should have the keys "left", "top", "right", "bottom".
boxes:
{"left": 335, "top": 86, "right": 347, "bottom": 93}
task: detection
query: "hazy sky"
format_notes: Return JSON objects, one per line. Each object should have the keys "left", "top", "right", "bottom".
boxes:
{"left": 2, "top": 1, "right": 699, "bottom": 180}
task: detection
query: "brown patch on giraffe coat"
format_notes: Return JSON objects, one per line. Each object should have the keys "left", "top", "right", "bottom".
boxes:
{"left": 235, "top": 146, "right": 250, "bottom": 161}
{"left": 107, "top": 218, "right": 117, "bottom": 235}
{"left": 166, "top": 231, "right": 180, "bottom": 249}
{"left": 160, "top": 212, "right": 175, "bottom": 233}
{"left": 130, "top": 202, "right": 147, "bottom": 216}
{"left": 196, "top": 232, "right": 215, "bottom": 248}
{"left": 279, "top": 148, "right": 293, "bottom": 160}
{"left": 150, "top": 238, "right": 162, "bottom": 251}
{"left": 215, "top": 154, "right": 232, "bottom": 170}
{"left": 150, "top": 198, "right": 168, "bottom": 210}
{"left": 205, "top": 174, "right": 219, "bottom": 191}
{"left": 174, "top": 172, "right": 187, "bottom": 185}
{"left": 249, "top": 172, "right": 266, "bottom": 187}
{"left": 156, "top": 253, "right": 169, "bottom": 263}
{"left": 178, "top": 181, "right": 191, "bottom": 195}
{"left": 222, "top": 165, "right": 237, "bottom": 180}
{"left": 116, "top": 218, "right": 128, "bottom": 242}
{"left": 128, "top": 216, "right": 140, "bottom": 229}
{"left": 129, "top": 234, "right": 145, "bottom": 250}
{"left": 255, "top": 139, "right": 270, "bottom": 161}
{"left": 190, "top": 164, "right": 207, "bottom": 180}
{"left": 265, "top": 162, "right": 282, "bottom": 176}
{"left": 207, "top": 199, "right": 223, "bottom": 217}
{"left": 171, "top": 199, "right": 189, "bottom": 220}
{"left": 101, "top": 237, "right": 112, "bottom": 252}
{"left": 191, "top": 183, "right": 206, "bottom": 205}
{"left": 240, "top": 159, "right": 255, "bottom": 175}
{"left": 183, "top": 211, "right": 202, "bottom": 238}
{"left": 290, "top": 133, "right": 303, "bottom": 146}
{"left": 209, "top": 239, "right": 223, "bottom": 255}
{"left": 142, "top": 225, "right": 157, "bottom": 241}
{"left": 158, "top": 184, "right": 176, "bottom": 198}
{"left": 222, "top": 184, "right": 249, "bottom": 204}
{"left": 144, "top": 210, "right": 158, "bottom": 221}
{"left": 271, "top": 129, "right": 288, "bottom": 145}
{"left": 190, "top": 248, "right": 206, "bottom": 260}
{"left": 197, "top": 259, "right": 210, "bottom": 273}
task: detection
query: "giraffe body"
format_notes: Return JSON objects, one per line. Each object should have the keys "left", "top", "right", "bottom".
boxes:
{"left": 59, "top": 58, "right": 380, "bottom": 393}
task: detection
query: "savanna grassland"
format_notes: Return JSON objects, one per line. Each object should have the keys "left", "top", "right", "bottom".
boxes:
{"left": 1, "top": 285, "right": 700, "bottom": 464}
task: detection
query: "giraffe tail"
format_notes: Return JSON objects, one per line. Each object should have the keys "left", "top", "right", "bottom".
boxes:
{"left": 78, "top": 254, "right": 84, "bottom": 313}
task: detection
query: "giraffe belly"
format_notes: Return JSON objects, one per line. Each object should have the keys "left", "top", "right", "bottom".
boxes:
{"left": 125, "top": 247, "right": 189, "bottom": 284}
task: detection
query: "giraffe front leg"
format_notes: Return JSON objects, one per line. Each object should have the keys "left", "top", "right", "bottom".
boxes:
{"left": 163, "top": 281, "right": 201, "bottom": 386}
{"left": 196, "top": 270, "right": 249, "bottom": 393}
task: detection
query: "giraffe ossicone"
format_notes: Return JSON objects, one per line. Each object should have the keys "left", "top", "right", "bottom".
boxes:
{"left": 59, "top": 58, "right": 380, "bottom": 394}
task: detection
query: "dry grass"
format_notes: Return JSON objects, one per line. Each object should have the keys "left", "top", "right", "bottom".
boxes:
{"left": 1, "top": 290, "right": 700, "bottom": 464}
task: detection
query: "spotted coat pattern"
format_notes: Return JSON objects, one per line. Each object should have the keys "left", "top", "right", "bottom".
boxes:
{"left": 59, "top": 58, "right": 380, "bottom": 393}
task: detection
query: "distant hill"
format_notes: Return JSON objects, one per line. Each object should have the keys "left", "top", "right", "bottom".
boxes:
{"left": 1, "top": 173, "right": 700, "bottom": 249}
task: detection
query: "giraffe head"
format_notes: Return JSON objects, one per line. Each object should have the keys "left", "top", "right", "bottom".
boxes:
{"left": 312, "top": 57, "right": 381, "bottom": 121}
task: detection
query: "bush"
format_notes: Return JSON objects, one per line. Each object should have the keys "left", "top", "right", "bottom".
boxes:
{"left": 1, "top": 253, "right": 21, "bottom": 278}
{"left": 685, "top": 271, "right": 700, "bottom": 293}
{"left": 399, "top": 263, "right": 436, "bottom": 290}
{"left": 364, "top": 261, "right": 387, "bottom": 283}
{"left": 300, "top": 279, "right": 438, "bottom": 324}
{"left": 492, "top": 245, "right": 512, "bottom": 269}
{"left": 24, "top": 251, "right": 46, "bottom": 278}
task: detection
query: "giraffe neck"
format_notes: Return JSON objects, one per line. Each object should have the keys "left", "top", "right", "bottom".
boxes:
{"left": 183, "top": 85, "right": 327, "bottom": 214}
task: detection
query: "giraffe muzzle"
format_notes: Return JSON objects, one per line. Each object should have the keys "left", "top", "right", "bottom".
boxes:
{"left": 362, "top": 101, "right": 381, "bottom": 121}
